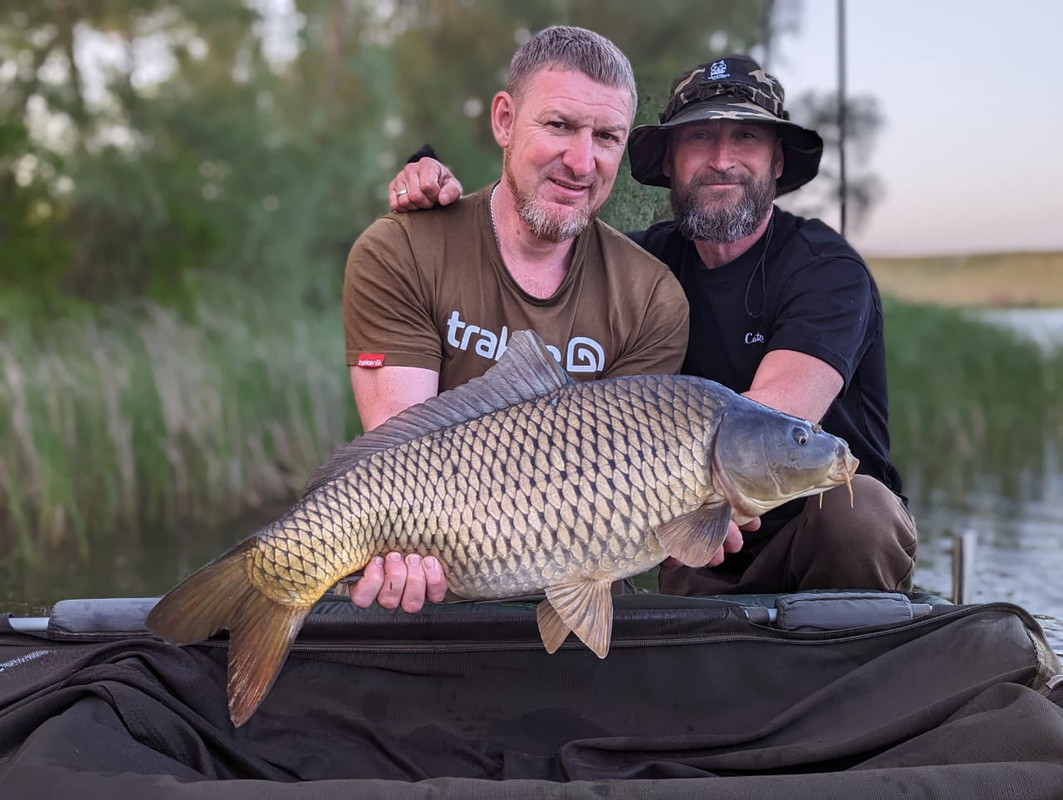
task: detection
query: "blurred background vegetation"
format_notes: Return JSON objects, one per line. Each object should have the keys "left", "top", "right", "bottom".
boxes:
{"left": 1, "top": 1, "right": 1060, "bottom": 607}
{"left": 1, "top": 0, "right": 875, "bottom": 312}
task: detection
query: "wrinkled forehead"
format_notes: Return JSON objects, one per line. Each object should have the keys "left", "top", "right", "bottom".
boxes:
{"left": 518, "top": 67, "right": 636, "bottom": 124}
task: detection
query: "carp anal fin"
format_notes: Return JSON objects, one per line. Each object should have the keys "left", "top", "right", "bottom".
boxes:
{"left": 303, "top": 330, "right": 572, "bottom": 496}
{"left": 541, "top": 579, "right": 614, "bottom": 659}
{"left": 536, "top": 600, "right": 571, "bottom": 654}
{"left": 656, "top": 502, "right": 733, "bottom": 567}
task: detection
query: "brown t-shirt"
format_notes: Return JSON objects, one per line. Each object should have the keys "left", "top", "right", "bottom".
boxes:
{"left": 343, "top": 185, "right": 689, "bottom": 391}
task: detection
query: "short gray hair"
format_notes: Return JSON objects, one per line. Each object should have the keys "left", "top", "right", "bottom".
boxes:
{"left": 506, "top": 26, "right": 637, "bottom": 116}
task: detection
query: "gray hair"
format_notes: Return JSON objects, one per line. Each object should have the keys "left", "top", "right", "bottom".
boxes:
{"left": 506, "top": 26, "right": 637, "bottom": 117}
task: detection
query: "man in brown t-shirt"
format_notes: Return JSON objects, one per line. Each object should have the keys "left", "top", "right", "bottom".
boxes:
{"left": 342, "top": 27, "right": 692, "bottom": 610}
{"left": 344, "top": 185, "right": 686, "bottom": 410}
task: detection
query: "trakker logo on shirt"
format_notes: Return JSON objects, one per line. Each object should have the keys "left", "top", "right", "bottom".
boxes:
{"left": 445, "top": 311, "right": 605, "bottom": 374}
{"left": 357, "top": 354, "right": 385, "bottom": 368}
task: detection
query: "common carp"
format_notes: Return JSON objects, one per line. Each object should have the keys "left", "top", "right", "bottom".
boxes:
{"left": 147, "top": 330, "right": 858, "bottom": 726}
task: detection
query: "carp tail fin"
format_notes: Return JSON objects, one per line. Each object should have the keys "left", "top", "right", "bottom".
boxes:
{"left": 146, "top": 540, "right": 313, "bottom": 727}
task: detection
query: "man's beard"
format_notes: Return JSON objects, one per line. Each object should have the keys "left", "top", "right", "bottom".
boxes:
{"left": 504, "top": 163, "right": 595, "bottom": 243}
{"left": 671, "top": 169, "right": 776, "bottom": 244}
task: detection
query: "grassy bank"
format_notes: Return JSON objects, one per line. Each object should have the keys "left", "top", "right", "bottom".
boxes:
{"left": 0, "top": 278, "right": 358, "bottom": 562}
{"left": 868, "top": 250, "right": 1063, "bottom": 309}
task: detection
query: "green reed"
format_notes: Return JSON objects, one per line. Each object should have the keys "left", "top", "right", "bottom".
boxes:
{"left": 0, "top": 278, "right": 358, "bottom": 563}
{"left": 883, "top": 298, "right": 1062, "bottom": 504}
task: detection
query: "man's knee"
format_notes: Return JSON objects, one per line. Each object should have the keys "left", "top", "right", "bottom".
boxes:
{"left": 791, "top": 475, "right": 917, "bottom": 590}
{"left": 805, "top": 476, "right": 915, "bottom": 550}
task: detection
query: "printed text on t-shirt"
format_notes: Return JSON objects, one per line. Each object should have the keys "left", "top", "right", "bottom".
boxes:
{"left": 445, "top": 310, "right": 605, "bottom": 374}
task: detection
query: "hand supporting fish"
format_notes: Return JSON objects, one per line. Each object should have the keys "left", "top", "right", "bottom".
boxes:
{"left": 344, "top": 551, "right": 449, "bottom": 612}
{"left": 147, "top": 330, "right": 858, "bottom": 727}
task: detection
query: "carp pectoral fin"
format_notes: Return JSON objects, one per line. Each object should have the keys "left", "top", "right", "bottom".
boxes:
{"left": 656, "top": 502, "right": 733, "bottom": 567}
{"left": 146, "top": 540, "right": 313, "bottom": 727}
{"left": 542, "top": 579, "right": 614, "bottom": 659}
{"left": 536, "top": 600, "right": 571, "bottom": 654}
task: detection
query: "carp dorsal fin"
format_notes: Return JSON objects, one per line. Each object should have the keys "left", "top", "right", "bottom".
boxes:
{"left": 302, "top": 329, "right": 573, "bottom": 496}
{"left": 655, "top": 502, "right": 733, "bottom": 567}
{"left": 541, "top": 578, "right": 614, "bottom": 659}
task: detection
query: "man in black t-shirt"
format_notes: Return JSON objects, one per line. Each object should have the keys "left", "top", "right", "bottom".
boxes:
{"left": 385, "top": 55, "right": 916, "bottom": 598}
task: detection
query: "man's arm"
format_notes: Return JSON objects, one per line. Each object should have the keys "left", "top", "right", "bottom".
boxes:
{"left": 343, "top": 218, "right": 451, "bottom": 610}
{"left": 661, "top": 349, "right": 841, "bottom": 573}
{"left": 744, "top": 349, "right": 844, "bottom": 423}
{"left": 346, "top": 368, "right": 449, "bottom": 611}
{"left": 744, "top": 249, "right": 876, "bottom": 423}
{"left": 343, "top": 216, "right": 445, "bottom": 429}
{"left": 351, "top": 364, "right": 439, "bottom": 432}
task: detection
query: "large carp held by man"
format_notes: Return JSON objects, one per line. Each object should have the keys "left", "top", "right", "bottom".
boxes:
{"left": 147, "top": 330, "right": 858, "bottom": 726}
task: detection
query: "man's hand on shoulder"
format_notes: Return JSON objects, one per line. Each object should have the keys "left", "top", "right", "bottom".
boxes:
{"left": 390, "top": 158, "right": 463, "bottom": 212}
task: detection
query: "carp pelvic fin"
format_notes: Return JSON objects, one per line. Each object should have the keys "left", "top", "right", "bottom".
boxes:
{"left": 146, "top": 541, "right": 313, "bottom": 727}
{"left": 656, "top": 502, "right": 733, "bottom": 567}
{"left": 541, "top": 579, "right": 614, "bottom": 658}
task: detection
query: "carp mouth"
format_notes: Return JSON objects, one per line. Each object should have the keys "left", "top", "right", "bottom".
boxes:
{"left": 826, "top": 450, "right": 860, "bottom": 508}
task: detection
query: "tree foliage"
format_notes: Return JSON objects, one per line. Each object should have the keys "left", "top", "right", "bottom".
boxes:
{"left": 780, "top": 90, "right": 884, "bottom": 231}
{"left": 0, "top": 0, "right": 883, "bottom": 307}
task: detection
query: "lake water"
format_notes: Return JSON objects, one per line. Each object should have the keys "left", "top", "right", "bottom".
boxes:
{"left": 905, "top": 467, "right": 1063, "bottom": 615}
{"left": 974, "top": 308, "right": 1063, "bottom": 353}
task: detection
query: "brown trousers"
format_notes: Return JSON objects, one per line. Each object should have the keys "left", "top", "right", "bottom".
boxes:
{"left": 658, "top": 475, "right": 918, "bottom": 596}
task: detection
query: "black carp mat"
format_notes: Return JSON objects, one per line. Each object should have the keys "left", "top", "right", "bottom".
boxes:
{"left": 2, "top": 593, "right": 1062, "bottom": 799}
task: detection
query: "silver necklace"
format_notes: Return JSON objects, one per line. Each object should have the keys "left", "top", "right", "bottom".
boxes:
{"left": 489, "top": 183, "right": 501, "bottom": 250}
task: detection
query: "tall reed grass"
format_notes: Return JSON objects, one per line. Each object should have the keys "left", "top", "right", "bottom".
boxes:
{"left": 883, "top": 298, "right": 1063, "bottom": 505}
{"left": 0, "top": 277, "right": 358, "bottom": 563}
{"left": 2, "top": 287, "right": 1060, "bottom": 566}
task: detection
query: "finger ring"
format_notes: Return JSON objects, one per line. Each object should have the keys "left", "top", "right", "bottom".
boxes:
{"left": 396, "top": 188, "right": 408, "bottom": 196}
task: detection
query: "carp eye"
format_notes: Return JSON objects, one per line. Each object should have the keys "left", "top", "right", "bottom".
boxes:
{"left": 793, "top": 427, "right": 808, "bottom": 446}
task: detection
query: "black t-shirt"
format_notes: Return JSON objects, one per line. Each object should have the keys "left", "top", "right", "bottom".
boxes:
{"left": 629, "top": 209, "right": 904, "bottom": 547}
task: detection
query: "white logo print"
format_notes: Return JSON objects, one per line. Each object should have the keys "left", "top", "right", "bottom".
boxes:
{"left": 565, "top": 337, "right": 605, "bottom": 373}
{"left": 744, "top": 332, "right": 765, "bottom": 345}
{"left": 709, "top": 60, "right": 730, "bottom": 80}
{"left": 0, "top": 649, "right": 52, "bottom": 673}
{"left": 445, "top": 311, "right": 606, "bottom": 375}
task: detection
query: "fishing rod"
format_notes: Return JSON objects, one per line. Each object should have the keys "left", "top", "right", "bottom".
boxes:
{"left": 837, "top": 0, "right": 848, "bottom": 237}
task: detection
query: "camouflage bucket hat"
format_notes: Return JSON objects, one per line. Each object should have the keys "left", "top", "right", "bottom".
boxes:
{"left": 628, "top": 55, "right": 823, "bottom": 195}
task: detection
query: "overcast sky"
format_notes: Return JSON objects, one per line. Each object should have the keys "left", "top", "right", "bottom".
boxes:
{"left": 776, "top": 0, "right": 1060, "bottom": 256}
